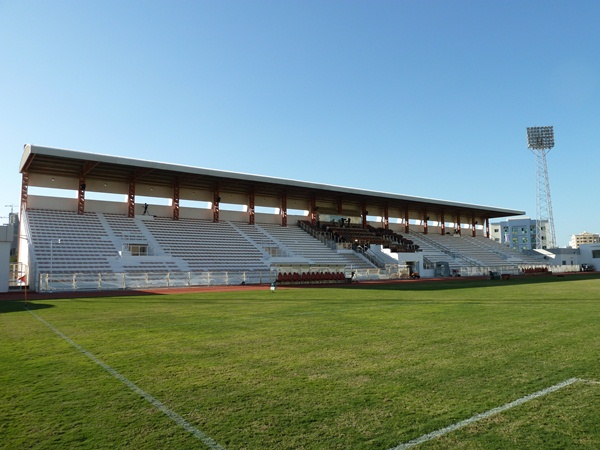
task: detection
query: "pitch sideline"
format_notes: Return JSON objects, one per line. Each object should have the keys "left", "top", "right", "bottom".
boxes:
{"left": 25, "top": 307, "right": 226, "bottom": 450}
{"left": 389, "top": 377, "right": 597, "bottom": 449}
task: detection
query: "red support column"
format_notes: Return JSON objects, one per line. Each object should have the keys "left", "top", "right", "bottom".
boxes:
{"left": 423, "top": 212, "right": 428, "bottom": 234}
{"left": 383, "top": 205, "right": 389, "bottom": 229}
{"left": 213, "top": 191, "right": 220, "bottom": 223}
{"left": 172, "top": 183, "right": 180, "bottom": 220}
{"left": 456, "top": 213, "right": 461, "bottom": 235}
{"left": 485, "top": 218, "right": 490, "bottom": 238}
{"left": 248, "top": 189, "right": 255, "bottom": 225}
{"left": 472, "top": 216, "right": 477, "bottom": 237}
{"left": 337, "top": 198, "right": 343, "bottom": 214}
{"left": 362, "top": 204, "right": 368, "bottom": 228}
{"left": 128, "top": 180, "right": 135, "bottom": 218}
{"left": 128, "top": 167, "right": 153, "bottom": 218}
{"left": 20, "top": 172, "right": 29, "bottom": 214}
{"left": 77, "top": 177, "right": 86, "bottom": 215}
{"left": 440, "top": 211, "right": 446, "bottom": 235}
{"left": 404, "top": 207, "right": 409, "bottom": 234}
{"left": 310, "top": 194, "right": 317, "bottom": 226}
{"left": 77, "top": 161, "right": 97, "bottom": 215}
{"left": 281, "top": 192, "right": 287, "bottom": 227}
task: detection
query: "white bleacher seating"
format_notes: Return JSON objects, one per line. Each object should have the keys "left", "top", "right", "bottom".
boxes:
{"left": 26, "top": 209, "right": 545, "bottom": 280}
{"left": 408, "top": 231, "right": 546, "bottom": 269}
{"left": 24, "top": 209, "right": 379, "bottom": 277}
{"left": 26, "top": 209, "right": 117, "bottom": 274}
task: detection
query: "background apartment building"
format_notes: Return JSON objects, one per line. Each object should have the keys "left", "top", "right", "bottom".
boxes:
{"left": 569, "top": 231, "right": 600, "bottom": 249}
{"left": 490, "top": 217, "right": 550, "bottom": 252}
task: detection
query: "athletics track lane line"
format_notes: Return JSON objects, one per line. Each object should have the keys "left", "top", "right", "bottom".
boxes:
{"left": 25, "top": 307, "right": 226, "bottom": 450}
{"left": 389, "top": 377, "right": 593, "bottom": 449}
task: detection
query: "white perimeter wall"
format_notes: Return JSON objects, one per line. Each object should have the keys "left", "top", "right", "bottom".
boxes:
{"left": 578, "top": 244, "right": 600, "bottom": 267}
{"left": 0, "top": 226, "right": 14, "bottom": 292}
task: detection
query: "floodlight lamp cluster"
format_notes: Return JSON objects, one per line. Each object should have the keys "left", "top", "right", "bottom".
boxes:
{"left": 527, "top": 126, "right": 554, "bottom": 150}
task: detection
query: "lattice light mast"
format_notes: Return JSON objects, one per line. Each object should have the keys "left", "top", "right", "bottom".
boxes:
{"left": 526, "top": 126, "right": 557, "bottom": 249}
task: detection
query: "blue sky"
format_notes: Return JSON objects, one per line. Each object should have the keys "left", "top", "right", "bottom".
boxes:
{"left": 1, "top": 1, "right": 599, "bottom": 246}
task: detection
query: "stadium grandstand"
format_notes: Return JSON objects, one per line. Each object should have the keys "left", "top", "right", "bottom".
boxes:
{"left": 14, "top": 144, "right": 555, "bottom": 292}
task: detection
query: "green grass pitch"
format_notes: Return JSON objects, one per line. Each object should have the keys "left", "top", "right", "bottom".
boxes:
{"left": 2, "top": 274, "right": 600, "bottom": 449}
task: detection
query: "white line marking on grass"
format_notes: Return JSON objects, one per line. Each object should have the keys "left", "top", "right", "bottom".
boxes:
{"left": 26, "top": 307, "right": 226, "bottom": 450}
{"left": 389, "top": 377, "right": 582, "bottom": 450}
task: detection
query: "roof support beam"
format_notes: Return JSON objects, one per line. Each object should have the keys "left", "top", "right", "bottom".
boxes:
{"left": 132, "top": 167, "right": 155, "bottom": 182}
{"left": 80, "top": 161, "right": 99, "bottom": 177}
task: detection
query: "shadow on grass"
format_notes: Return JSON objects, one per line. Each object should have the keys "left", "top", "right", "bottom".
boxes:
{"left": 0, "top": 289, "right": 163, "bottom": 313}
{"left": 0, "top": 301, "right": 55, "bottom": 314}
{"left": 344, "top": 272, "right": 600, "bottom": 292}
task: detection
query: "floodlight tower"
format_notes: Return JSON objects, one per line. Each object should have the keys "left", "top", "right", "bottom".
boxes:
{"left": 526, "top": 126, "right": 557, "bottom": 249}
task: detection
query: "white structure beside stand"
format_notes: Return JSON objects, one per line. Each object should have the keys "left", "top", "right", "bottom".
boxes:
{"left": 0, "top": 225, "right": 14, "bottom": 292}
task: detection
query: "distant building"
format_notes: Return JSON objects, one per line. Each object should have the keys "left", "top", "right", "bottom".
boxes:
{"left": 8, "top": 212, "right": 19, "bottom": 259}
{"left": 578, "top": 243, "right": 600, "bottom": 268}
{"left": 569, "top": 231, "right": 600, "bottom": 249}
{"left": 490, "top": 217, "right": 550, "bottom": 252}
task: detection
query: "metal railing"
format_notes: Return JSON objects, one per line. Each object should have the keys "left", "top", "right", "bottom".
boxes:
{"left": 30, "top": 263, "right": 585, "bottom": 293}
{"left": 458, "top": 264, "right": 580, "bottom": 277}
{"left": 36, "top": 265, "right": 415, "bottom": 292}
{"left": 37, "top": 270, "right": 276, "bottom": 292}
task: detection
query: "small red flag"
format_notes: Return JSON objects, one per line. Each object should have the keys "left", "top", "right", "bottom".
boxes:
{"left": 18, "top": 275, "right": 26, "bottom": 283}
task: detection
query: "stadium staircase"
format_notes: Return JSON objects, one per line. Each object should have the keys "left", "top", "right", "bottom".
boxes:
{"left": 99, "top": 213, "right": 184, "bottom": 273}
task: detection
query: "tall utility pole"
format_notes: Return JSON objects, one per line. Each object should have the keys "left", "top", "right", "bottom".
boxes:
{"left": 526, "top": 126, "right": 557, "bottom": 249}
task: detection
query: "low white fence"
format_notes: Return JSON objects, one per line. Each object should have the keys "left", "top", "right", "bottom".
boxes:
{"left": 34, "top": 264, "right": 583, "bottom": 292}
{"left": 37, "top": 270, "right": 276, "bottom": 292}
{"left": 458, "top": 264, "right": 581, "bottom": 277}
{"left": 37, "top": 266, "right": 412, "bottom": 292}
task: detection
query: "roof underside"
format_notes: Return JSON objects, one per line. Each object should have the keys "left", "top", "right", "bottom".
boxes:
{"left": 20, "top": 144, "right": 524, "bottom": 220}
